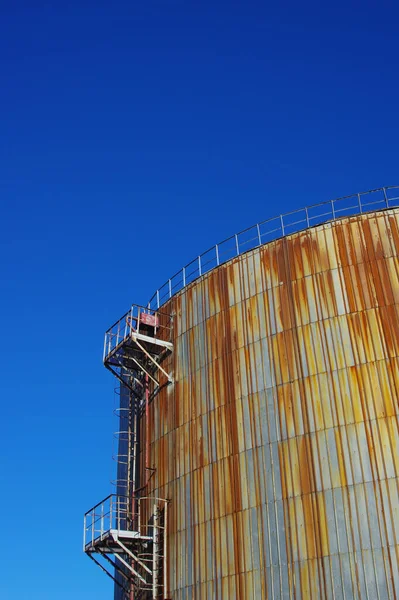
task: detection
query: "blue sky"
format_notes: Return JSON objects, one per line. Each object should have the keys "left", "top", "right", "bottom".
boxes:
{"left": 0, "top": 1, "right": 398, "bottom": 598}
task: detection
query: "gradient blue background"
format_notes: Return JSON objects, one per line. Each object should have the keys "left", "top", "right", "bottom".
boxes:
{"left": 1, "top": 1, "right": 398, "bottom": 598}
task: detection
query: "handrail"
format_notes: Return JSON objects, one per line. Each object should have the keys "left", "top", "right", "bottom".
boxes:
{"left": 84, "top": 493, "right": 114, "bottom": 516}
{"left": 146, "top": 185, "right": 399, "bottom": 309}
{"left": 83, "top": 493, "right": 170, "bottom": 550}
{"left": 103, "top": 304, "right": 173, "bottom": 363}
{"left": 84, "top": 493, "right": 170, "bottom": 517}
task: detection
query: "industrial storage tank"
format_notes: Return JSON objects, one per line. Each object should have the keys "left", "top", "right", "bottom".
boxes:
{"left": 84, "top": 186, "right": 399, "bottom": 599}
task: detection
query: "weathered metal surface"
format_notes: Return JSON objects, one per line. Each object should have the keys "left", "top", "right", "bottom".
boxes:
{"left": 138, "top": 208, "right": 399, "bottom": 599}
{"left": 147, "top": 186, "right": 399, "bottom": 310}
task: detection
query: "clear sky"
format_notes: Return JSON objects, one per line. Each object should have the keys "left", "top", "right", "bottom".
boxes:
{"left": 0, "top": 1, "right": 398, "bottom": 599}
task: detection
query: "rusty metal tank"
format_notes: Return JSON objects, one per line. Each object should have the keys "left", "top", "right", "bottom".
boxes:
{"left": 140, "top": 205, "right": 399, "bottom": 599}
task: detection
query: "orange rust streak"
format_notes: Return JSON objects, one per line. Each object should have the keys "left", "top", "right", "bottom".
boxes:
{"left": 136, "top": 208, "right": 399, "bottom": 599}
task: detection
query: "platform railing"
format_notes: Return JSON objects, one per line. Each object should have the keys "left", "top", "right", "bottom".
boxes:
{"left": 84, "top": 494, "right": 129, "bottom": 549}
{"left": 83, "top": 494, "right": 168, "bottom": 551}
{"left": 147, "top": 185, "right": 399, "bottom": 309}
{"left": 103, "top": 304, "right": 173, "bottom": 362}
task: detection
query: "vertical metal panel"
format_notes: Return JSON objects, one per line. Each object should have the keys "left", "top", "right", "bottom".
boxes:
{"left": 138, "top": 208, "right": 399, "bottom": 599}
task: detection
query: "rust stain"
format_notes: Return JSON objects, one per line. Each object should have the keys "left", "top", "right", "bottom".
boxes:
{"left": 133, "top": 208, "right": 399, "bottom": 599}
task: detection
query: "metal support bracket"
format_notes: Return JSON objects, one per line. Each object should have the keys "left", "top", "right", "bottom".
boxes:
{"left": 133, "top": 337, "right": 173, "bottom": 383}
{"left": 113, "top": 535, "right": 153, "bottom": 576}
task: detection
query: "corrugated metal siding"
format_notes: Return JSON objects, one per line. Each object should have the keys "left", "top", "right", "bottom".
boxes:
{"left": 140, "top": 208, "right": 399, "bottom": 599}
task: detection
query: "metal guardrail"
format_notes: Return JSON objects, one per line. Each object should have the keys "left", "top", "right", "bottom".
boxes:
{"left": 147, "top": 185, "right": 399, "bottom": 310}
{"left": 83, "top": 494, "right": 168, "bottom": 550}
{"left": 104, "top": 304, "right": 173, "bottom": 362}
{"left": 84, "top": 494, "right": 129, "bottom": 549}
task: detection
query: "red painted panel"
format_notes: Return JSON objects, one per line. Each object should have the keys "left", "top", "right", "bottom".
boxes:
{"left": 139, "top": 312, "right": 159, "bottom": 327}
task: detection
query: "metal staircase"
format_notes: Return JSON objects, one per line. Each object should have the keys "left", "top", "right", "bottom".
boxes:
{"left": 103, "top": 304, "right": 173, "bottom": 394}
{"left": 84, "top": 305, "right": 173, "bottom": 599}
{"left": 84, "top": 495, "right": 169, "bottom": 599}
